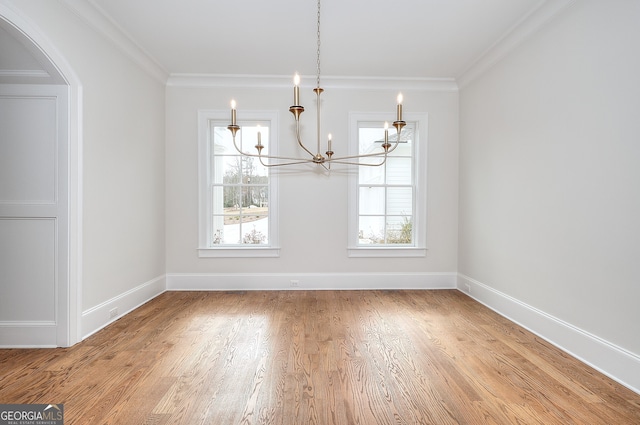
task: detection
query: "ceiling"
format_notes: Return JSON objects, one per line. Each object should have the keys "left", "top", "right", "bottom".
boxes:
{"left": 1, "top": 0, "right": 561, "bottom": 84}
{"left": 88, "top": 0, "right": 542, "bottom": 79}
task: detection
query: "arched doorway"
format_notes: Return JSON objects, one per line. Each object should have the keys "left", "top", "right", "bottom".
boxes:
{"left": 0, "top": 5, "right": 81, "bottom": 347}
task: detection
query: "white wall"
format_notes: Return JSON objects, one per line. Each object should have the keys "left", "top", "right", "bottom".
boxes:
{"left": 459, "top": 0, "right": 640, "bottom": 363}
{"left": 5, "top": 1, "right": 167, "bottom": 327}
{"left": 166, "top": 82, "right": 459, "bottom": 283}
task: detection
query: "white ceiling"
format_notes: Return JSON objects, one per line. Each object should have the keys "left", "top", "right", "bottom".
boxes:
{"left": 1, "top": 0, "right": 573, "bottom": 85}
{"left": 88, "top": 0, "right": 545, "bottom": 80}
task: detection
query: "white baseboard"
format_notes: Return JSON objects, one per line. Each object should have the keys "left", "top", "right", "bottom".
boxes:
{"left": 0, "top": 321, "right": 58, "bottom": 348}
{"left": 167, "top": 272, "right": 457, "bottom": 291}
{"left": 457, "top": 274, "right": 640, "bottom": 395}
{"left": 81, "top": 274, "right": 166, "bottom": 339}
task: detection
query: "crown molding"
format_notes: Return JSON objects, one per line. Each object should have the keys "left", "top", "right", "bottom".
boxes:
{"left": 456, "top": 0, "right": 576, "bottom": 89}
{"left": 59, "top": 0, "right": 168, "bottom": 84}
{"left": 167, "top": 73, "right": 458, "bottom": 92}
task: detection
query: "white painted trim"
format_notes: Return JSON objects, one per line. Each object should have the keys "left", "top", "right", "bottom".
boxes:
{"left": 81, "top": 275, "right": 166, "bottom": 339}
{"left": 168, "top": 74, "right": 458, "bottom": 92}
{"left": 457, "top": 274, "right": 640, "bottom": 395}
{"left": 0, "top": 322, "right": 57, "bottom": 348}
{"left": 197, "top": 247, "right": 281, "bottom": 258}
{"left": 68, "top": 82, "right": 83, "bottom": 347}
{"left": 59, "top": 0, "right": 168, "bottom": 83}
{"left": 0, "top": 69, "right": 50, "bottom": 78}
{"left": 167, "top": 272, "right": 456, "bottom": 291}
{"left": 347, "top": 247, "right": 427, "bottom": 258}
{"left": 456, "top": 0, "right": 576, "bottom": 88}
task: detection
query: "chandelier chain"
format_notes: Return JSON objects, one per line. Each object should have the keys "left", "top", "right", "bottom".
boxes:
{"left": 316, "top": 0, "right": 321, "bottom": 89}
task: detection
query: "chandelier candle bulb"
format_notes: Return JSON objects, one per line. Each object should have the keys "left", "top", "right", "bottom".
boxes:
{"left": 328, "top": 133, "right": 332, "bottom": 151}
{"left": 396, "top": 93, "right": 403, "bottom": 122}
{"left": 384, "top": 122, "right": 389, "bottom": 143}
{"left": 230, "top": 99, "right": 237, "bottom": 126}
{"left": 293, "top": 74, "right": 300, "bottom": 105}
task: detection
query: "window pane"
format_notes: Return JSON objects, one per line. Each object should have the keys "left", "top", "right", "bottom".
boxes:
{"left": 211, "top": 212, "right": 269, "bottom": 245}
{"left": 390, "top": 140, "right": 412, "bottom": 156}
{"left": 241, "top": 219, "right": 269, "bottom": 244}
{"left": 251, "top": 158, "right": 268, "bottom": 181}
{"left": 386, "top": 157, "right": 412, "bottom": 184}
{"left": 211, "top": 215, "right": 225, "bottom": 244}
{"left": 217, "top": 186, "right": 239, "bottom": 210}
{"left": 358, "top": 215, "right": 385, "bottom": 244}
{"left": 218, "top": 156, "right": 267, "bottom": 185}
{"left": 358, "top": 127, "right": 385, "bottom": 155}
{"left": 359, "top": 187, "right": 385, "bottom": 215}
{"left": 241, "top": 125, "right": 270, "bottom": 156}
{"left": 386, "top": 187, "right": 412, "bottom": 215}
{"left": 249, "top": 185, "right": 269, "bottom": 208}
{"left": 359, "top": 162, "right": 385, "bottom": 184}
{"left": 212, "top": 126, "right": 236, "bottom": 154}
{"left": 213, "top": 215, "right": 240, "bottom": 244}
{"left": 214, "top": 185, "right": 271, "bottom": 246}
{"left": 212, "top": 185, "right": 224, "bottom": 214}
{"left": 386, "top": 216, "right": 413, "bottom": 244}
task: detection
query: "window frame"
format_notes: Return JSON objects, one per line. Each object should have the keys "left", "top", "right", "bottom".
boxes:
{"left": 197, "top": 110, "right": 280, "bottom": 258}
{"left": 347, "top": 112, "right": 428, "bottom": 258}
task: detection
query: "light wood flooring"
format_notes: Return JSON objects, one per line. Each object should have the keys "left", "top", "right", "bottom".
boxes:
{"left": 1, "top": 290, "right": 639, "bottom": 424}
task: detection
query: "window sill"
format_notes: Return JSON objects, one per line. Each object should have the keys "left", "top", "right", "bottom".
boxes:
{"left": 198, "top": 247, "right": 280, "bottom": 258}
{"left": 347, "top": 246, "right": 427, "bottom": 258}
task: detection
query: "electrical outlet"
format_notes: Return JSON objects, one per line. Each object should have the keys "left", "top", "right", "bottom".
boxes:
{"left": 109, "top": 307, "right": 118, "bottom": 318}
{"left": 290, "top": 280, "right": 299, "bottom": 287}
{"left": 465, "top": 283, "right": 471, "bottom": 293}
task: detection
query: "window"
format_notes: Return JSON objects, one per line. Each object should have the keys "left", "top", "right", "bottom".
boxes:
{"left": 348, "top": 112, "right": 427, "bottom": 257}
{"left": 198, "top": 110, "right": 279, "bottom": 257}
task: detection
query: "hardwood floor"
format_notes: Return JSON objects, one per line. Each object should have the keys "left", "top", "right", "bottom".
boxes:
{"left": 1, "top": 290, "right": 639, "bottom": 424}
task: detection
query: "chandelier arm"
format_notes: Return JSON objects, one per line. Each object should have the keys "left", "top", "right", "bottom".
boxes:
{"left": 326, "top": 159, "right": 388, "bottom": 166}
{"left": 258, "top": 157, "right": 318, "bottom": 167}
{"left": 293, "top": 119, "right": 316, "bottom": 158}
{"left": 251, "top": 151, "right": 321, "bottom": 162}
{"left": 327, "top": 147, "right": 396, "bottom": 162}
{"left": 231, "top": 132, "right": 317, "bottom": 163}
{"left": 244, "top": 151, "right": 319, "bottom": 162}
{"left": 230, "top": 132, "right": 258, "bottom": 157}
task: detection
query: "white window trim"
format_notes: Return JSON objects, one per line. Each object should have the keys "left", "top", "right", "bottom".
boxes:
{"left": 347, "top": 112, "right": 428, "bottom": 258}
{"left": 197, "top": 110, "right": 280, "bottom": 258}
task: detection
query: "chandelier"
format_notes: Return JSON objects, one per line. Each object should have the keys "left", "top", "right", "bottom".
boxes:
{"left": 227, "top": 0, "right": 406, "bottom": 169}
